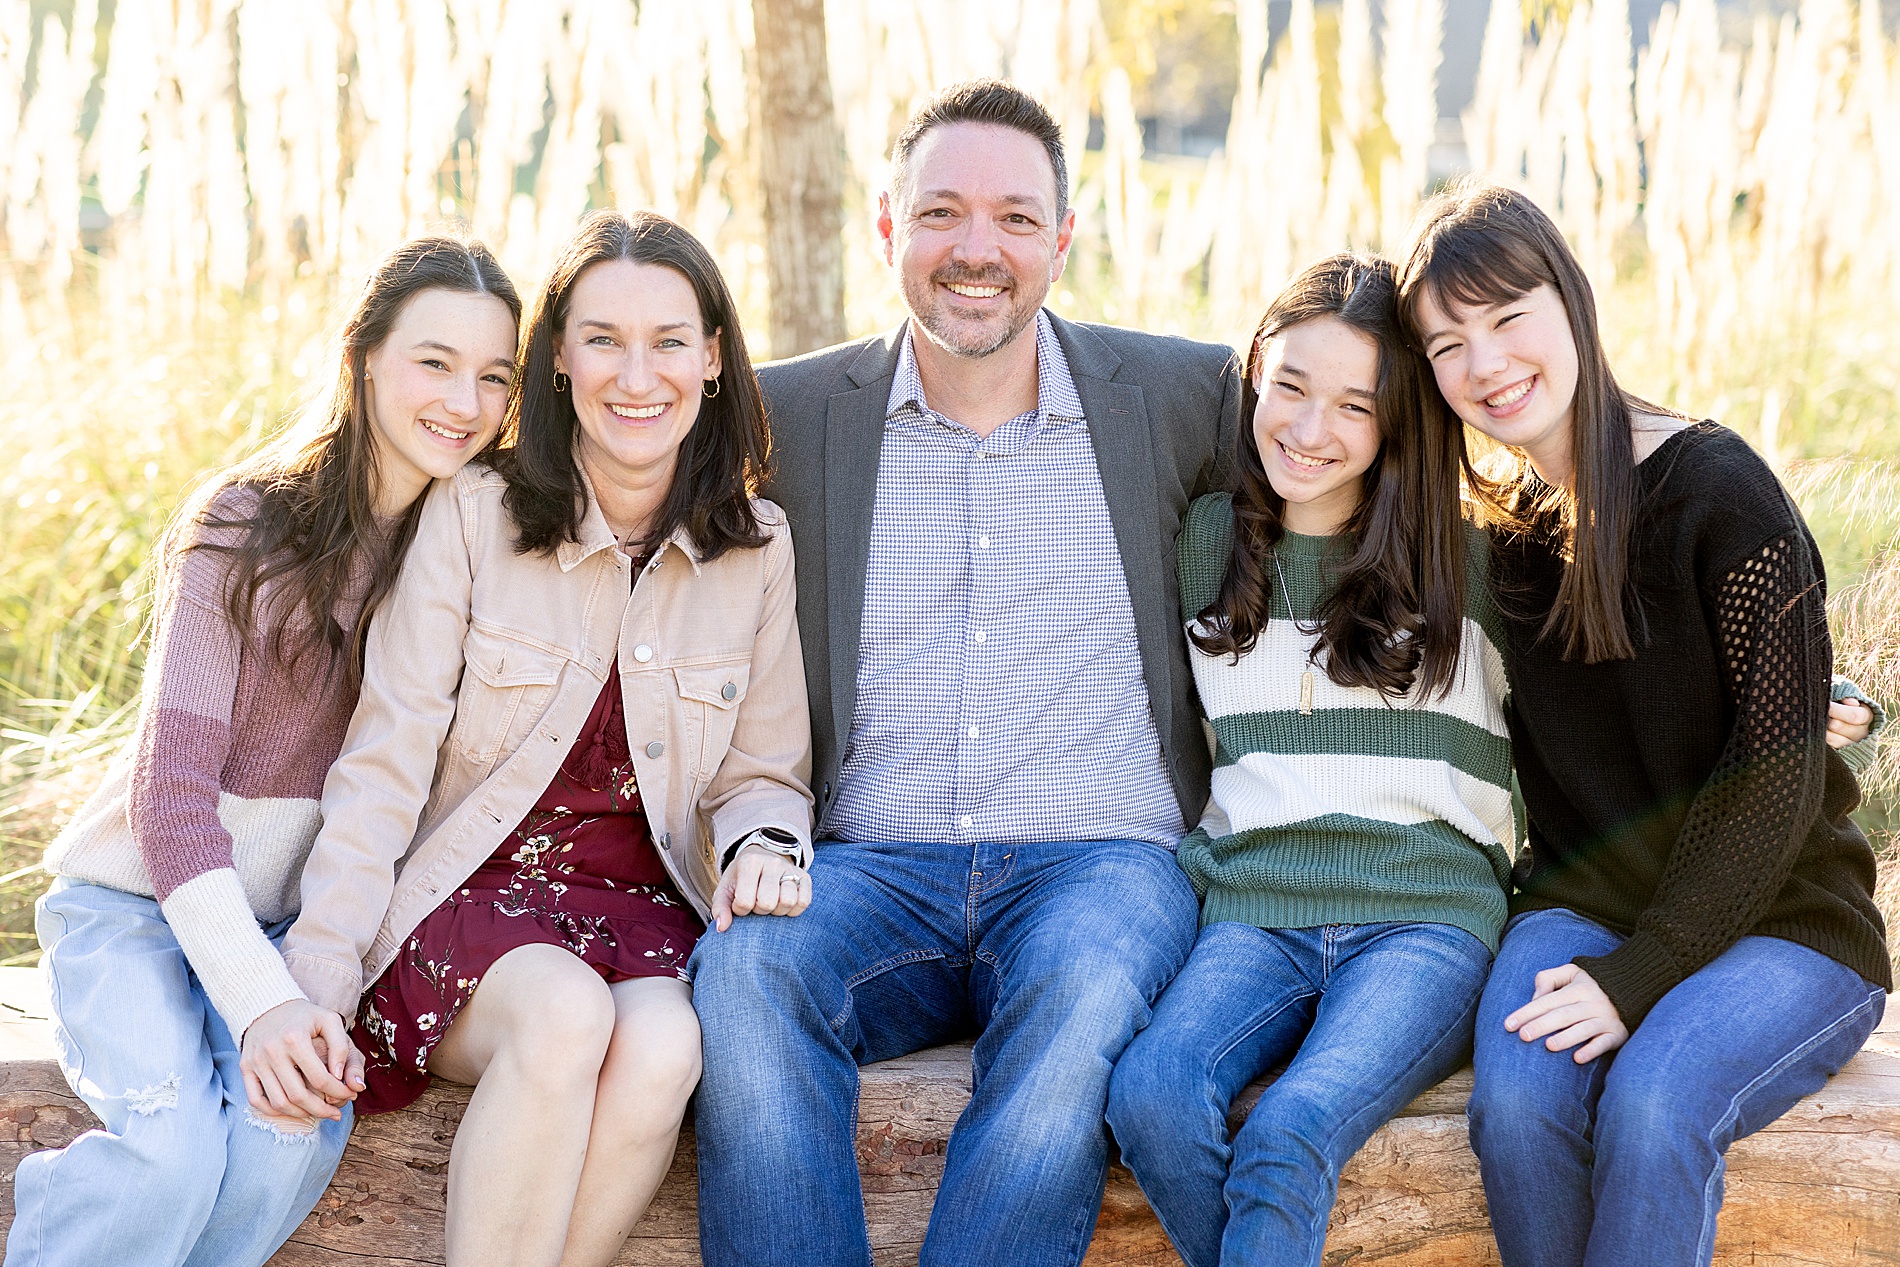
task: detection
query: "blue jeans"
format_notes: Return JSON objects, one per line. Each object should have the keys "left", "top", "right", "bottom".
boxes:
{"left": 687, "top": 838, "right": 1198, "bottom": 1267}
{"left": 5, "top": 881, "right": 351, "bottom": 1267}
{"left": 1107, "top": 920, "right": 1492, "bottom": 1267}
{"left": 1470, "top": 907, "right": 1886, "bottom": 1267}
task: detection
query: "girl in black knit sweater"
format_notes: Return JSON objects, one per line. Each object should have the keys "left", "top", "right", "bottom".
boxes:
{"left": 1396, "top": 182, "right": 1890, "bottom": 1267}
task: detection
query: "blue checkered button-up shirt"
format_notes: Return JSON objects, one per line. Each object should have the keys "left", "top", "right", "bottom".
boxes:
{"left": 820, "top": 312, "right": 1185, "bottom": 848}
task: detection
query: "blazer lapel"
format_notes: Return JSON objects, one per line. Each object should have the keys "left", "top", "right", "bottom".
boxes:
{"left": 822, "top": 328, "right": 903, "bottom": 753}
{"left": 1052, "top": 313, "right": 1177, "bottom": 758}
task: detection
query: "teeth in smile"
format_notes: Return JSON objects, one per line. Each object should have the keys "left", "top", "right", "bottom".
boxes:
{"left": 1280, "top": 442, "right": 1333, "bottom": 469}
{"left": 421, "top": 420, "right": 471, "bottom": 440}
{"left": 1485, "top": 379, "right": 1533, "bottom": 409}
{"left": 946, "top": 283, "right": 1004, "bottom": 298}
{"left": 609, "top": 403, "right": 667, "bottom": 420}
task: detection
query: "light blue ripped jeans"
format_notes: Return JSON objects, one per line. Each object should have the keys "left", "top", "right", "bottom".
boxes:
{"left": 5, "top": 879, "right": 351, "bottom": 1267}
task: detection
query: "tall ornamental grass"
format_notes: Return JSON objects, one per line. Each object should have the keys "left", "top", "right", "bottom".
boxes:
{"left": 4, "top": 0, "right": 1896, "bottom": 961}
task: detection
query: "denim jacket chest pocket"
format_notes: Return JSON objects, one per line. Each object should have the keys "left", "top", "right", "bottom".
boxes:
{"left": 451, "top": 624, "right": 571, "bottom": 774}
{"left": 673, "top": 662, "right": 752, "bottom": 780}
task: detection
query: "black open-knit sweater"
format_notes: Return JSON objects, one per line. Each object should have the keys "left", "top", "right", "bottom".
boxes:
{"left": 1495, "top": 422, "right": 1891, "bottom": 1027}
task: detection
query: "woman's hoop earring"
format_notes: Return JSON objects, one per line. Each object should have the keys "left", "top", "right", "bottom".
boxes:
{"left": 553, "top": 371, "right": 570, "bottom": 393}
{"left": 702, "top": 376, "right": 721, "bottom": 399}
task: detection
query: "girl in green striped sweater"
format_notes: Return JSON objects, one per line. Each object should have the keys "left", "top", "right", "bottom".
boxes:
{"left": 1106, "top": 253, "right": 1508, "bottom": 1267}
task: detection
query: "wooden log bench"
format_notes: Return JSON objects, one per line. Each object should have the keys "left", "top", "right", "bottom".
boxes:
{"left": 0, "top": 967, "right": 1893, "bottom": 1265}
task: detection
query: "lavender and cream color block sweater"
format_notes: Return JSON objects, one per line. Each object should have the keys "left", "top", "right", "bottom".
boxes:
{"left": 1176, "top": 494, "right": 1516, "bottom": 950}
{"left": 45, "top": 488, "right": 368, "bottom": 1038}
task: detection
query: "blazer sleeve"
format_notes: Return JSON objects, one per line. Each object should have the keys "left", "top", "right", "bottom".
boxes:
{"left": 282, "top": 480, "right": 474, "bottom": 1015}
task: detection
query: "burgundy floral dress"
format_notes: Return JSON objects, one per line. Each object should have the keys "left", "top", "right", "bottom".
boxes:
{"left": 353, "top": 658, "right": 704, "bottom": 1114}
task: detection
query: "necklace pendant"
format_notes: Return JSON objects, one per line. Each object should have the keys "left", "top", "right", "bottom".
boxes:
{"left": 1299, "top": 669, "right": 1314, "bottom": 715}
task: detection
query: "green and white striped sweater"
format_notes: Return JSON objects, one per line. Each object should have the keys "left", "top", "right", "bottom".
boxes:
{"left": 1176, "top": 493, "right": 1515, "bottom": 951}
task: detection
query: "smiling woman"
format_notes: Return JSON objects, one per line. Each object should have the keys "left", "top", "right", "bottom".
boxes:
{"left": 1249, "top": 315, "right": 1384, "bottom": 538}
{"left": 261, "top": 210, "right": 814, "bottom": 1267}
{"left": 8, "top": 234, "right": 521, "bottom": 1267}
{"left": 362, "top": 291, "right": 519, "bottom": 514}
{"left": 555, "top": 259, "right": 723, "bottom": 538}
{"left": 1106, "top": 253, "right": 1509, "bottom": 1267}
{"left": 1396, "top": 181, "right": 1892, "bottom": 1267}
{"left": 502, "top": 212, "right": 774, "bottom": 566}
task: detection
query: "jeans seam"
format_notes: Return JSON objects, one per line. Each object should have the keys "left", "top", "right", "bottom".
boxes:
{"left": 973, "top": 847, "right": 1015, "bottom": 899}
{"left": 965, "top": 850, "right": 981, "bottom": 959}
{"left": 1690, "top": 986, "right": 1884, "bottom": 1262}
{"left": 1049, "top": 1146, "right": 1102, "bottom": 1267}
{"left": 1311, "top": 984, "right": 1481, "bottom": 1167}
{"left": 831, "top": 949, "right": 952, "bottom": 1033}
{"left": 21, "top": 896, "right": 74, "bottom": 1264}
{"left": 845, "top": 1070, "right": 877, "bottom": 1267}
{"left": 41, "top": 901, "right": 74, "bottom": 1081}
{"left": 1207, "top": 989, "right": 1320, "bottom": 1086}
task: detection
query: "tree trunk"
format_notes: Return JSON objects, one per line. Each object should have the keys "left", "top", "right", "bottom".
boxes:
{"left": 753, "top": 0, "right": 847, "bottom": 359}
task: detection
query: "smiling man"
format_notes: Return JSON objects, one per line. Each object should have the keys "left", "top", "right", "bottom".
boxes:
{"left": 688, "top": 81, "right": 1240, "bottom": 1267}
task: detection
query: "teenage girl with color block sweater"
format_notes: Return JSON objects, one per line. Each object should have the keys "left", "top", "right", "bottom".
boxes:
{"left": 1397, "top": 183, "right": 1889, "bottom": 1267}
{"left": 1106, "top": 253, "right": 1507, "bottom": 1267}
{"left": 6, "top": 238, "right": 520, "bottom": 1267}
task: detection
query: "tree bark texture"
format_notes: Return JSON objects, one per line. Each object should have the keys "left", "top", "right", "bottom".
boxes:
{"left": 753, "top": 0, "right": 847, "bottom": 359}
{"left": 0, "top": 973, "right": 1894, "bottom": 1265}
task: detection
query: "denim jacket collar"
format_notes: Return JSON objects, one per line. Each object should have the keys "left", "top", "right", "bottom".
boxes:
{"left": 557, "top": 458, "right": 705, "bottom": 576}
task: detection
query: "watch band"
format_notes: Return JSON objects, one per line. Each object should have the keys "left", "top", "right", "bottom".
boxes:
{"left": 720, "top": 826, "right": 804, "bottom": 873}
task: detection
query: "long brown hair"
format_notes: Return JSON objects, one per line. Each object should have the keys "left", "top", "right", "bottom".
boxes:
{"left": 170, "top": 234, "right": 521, "bottom": 683}
{"left": 496, "top": 210, "right": 770, "bottom": 561}
{"left": 1193, "top": 253, "right": 1469, "bottom": 701}
{"left": 1396, "top": 180, "right": 1656, "bottom": 663}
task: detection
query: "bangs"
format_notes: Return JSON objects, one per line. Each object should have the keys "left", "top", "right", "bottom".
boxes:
{"left": 1408, "top": 214, "right": 1556, "bottom": 331}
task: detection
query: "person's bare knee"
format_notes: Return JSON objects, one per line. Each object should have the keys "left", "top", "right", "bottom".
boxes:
{"left": 431, "top": 944, "right": 617, "bottom": 1086}
{"left": 594, "top": 979, "right": 701, "bottom": 1134}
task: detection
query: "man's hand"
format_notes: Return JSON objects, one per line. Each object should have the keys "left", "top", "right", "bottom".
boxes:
{"left": 1504, "top": 963, "right": 1630, "bottom": 1064}
{"left": 1826, "top": 697, "right": 1874, "bottom": 749}
{"left": 710, "top": 843, "right": 811, "bottom": 932}
{"left": 240, "top": 999, "right": 366, "bottom": 1122}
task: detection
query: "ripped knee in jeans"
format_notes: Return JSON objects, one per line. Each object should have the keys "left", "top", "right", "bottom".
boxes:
{"left": 124, "top": 1074, "right": 181, "bottom": 1115}
{"left": 242, "top": 1106, "right": 322, "bottom": 1142}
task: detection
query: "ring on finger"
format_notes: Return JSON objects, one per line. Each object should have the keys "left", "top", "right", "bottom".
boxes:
{"left": 778, "top": 873, "right": 801, "bottom": 886}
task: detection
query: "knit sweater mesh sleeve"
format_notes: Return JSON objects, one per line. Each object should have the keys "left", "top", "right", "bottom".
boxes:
{"left": 1573, "top": 533, "right": 1832, "bottom": 1026}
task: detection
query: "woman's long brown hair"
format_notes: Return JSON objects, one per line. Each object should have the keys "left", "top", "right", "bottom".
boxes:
{"left": 1193, "top": 253, "right": 1469, "bottom": 701}
{"left": 1396, "top": 180, "right": 1659, "bottom": 663}
{"left": 166, "top": 234, "right": 521, "bottom": 684}
{"left": 497, "top": 210, "right": 770, "bottom": 562}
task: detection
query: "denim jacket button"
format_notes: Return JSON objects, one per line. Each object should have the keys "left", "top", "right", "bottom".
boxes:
{"left": 722, "top": 682, "right": 738, "bottom": 700}
{"left": 646, "top": 741, "right": 665, "bottom": 758}
{"left": 633, "top": 644, "right": 654, "bottom": 663}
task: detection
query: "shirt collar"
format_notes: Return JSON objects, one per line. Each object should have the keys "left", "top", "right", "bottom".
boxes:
{"left": 556, "top": 458, "right": 705, "bottom": 575}
{"left": 884, "top": 309, "right": 1085, "bottom": 429}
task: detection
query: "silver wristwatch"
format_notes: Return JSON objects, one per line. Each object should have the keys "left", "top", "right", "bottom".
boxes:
{"left": 720, "top": 825, "right": 804, "bottom": 873}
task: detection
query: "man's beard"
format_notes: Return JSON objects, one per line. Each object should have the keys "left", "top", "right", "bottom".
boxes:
{"left": 903, "top": 263, "right": 1045, "bottom": 358}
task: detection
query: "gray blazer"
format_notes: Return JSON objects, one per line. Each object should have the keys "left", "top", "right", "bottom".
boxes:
{"left": 757, "top": 311, "right": 1242, "bottom": 833}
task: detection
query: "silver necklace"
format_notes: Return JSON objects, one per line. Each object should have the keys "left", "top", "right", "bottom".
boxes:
{"left": 1271, "top": 551, "right": 1315, "bottom": 716}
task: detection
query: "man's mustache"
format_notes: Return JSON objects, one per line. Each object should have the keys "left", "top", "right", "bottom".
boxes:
{"left": 930, "top": 265, "right": 1014, "bottom": 289}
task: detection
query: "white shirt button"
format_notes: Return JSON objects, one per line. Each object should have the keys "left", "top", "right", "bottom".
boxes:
{"left": 633, "top": 644, "right": 654, "bottom": 663}
{"left": 978, "top": 535, "right": 990, "bottom": 549}
{"left": 966, "top": 725, "right": 979, "bottom": 739}
{"left": 958, "top": 815, "right": 973, "bottom": 828}
{"left": 973, "top": 629, "right": 987, "bottom": 644}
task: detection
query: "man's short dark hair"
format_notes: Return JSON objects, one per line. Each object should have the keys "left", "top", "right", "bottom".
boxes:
{"left": 889, "top": 79, "right": 1070, "bottom": 224}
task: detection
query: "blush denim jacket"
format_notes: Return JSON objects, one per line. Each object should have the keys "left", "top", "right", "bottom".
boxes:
{"left": 282, "top": 464, "right": 813, "bottom": 1016}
